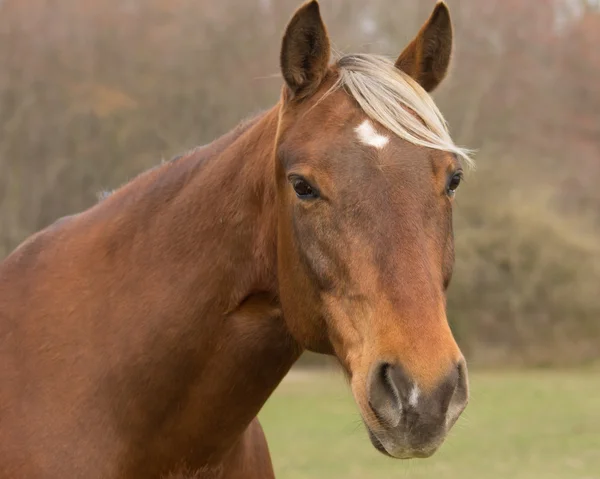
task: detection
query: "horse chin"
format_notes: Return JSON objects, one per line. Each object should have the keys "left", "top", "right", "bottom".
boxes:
{"left": 367, "top": 428, "right": 393, "bottom": 458}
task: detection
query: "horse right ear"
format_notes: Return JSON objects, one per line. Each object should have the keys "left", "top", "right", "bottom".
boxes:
{"left": 280, "top": 1, "right": 331, "bottom": 101}
{"left": 395, "top": 1, "right": 453, "bottom": 93}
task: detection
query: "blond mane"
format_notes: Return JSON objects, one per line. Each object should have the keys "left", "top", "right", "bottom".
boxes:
{"left": 333, "top": 53, "right": 473, "bottom": 167}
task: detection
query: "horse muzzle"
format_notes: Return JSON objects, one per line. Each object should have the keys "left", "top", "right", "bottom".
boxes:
{"left": 363, "top": 358, "right": 469, "bottom": 459}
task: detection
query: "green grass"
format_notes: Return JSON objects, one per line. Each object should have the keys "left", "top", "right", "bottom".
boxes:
{"left": 259, "top": 369, "right": 600, "bottom": 479}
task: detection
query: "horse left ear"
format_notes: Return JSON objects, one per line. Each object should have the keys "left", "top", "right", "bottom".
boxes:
{"left": 395, "top": 1, "right": 453, "bottom": 92}
{"left": 280, "top": 0, "right": 331, "bottom": 101}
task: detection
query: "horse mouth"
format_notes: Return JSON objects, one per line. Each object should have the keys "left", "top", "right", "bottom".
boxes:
{"left": 365, "top": 424, "right": 440, "bottom": 460}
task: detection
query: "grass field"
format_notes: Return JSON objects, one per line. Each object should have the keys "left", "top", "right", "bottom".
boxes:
{"left": 259, "top": 368, "right": 600, "bottom": 479}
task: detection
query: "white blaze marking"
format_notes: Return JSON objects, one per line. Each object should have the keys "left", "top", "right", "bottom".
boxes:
{"left": 408, "top": 385, "right": 420, "bottom": 407}
{"left": 355, "top": 119, "right": 389, "bottom": 149}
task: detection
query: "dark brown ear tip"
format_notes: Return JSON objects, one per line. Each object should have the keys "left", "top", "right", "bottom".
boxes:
{"left": 299, "top": 0, "right": 321, "bottom": 15}
{"left": 288, "top": 0, "right": 322, "bottom": 28}
{"left": 431, "top": 1, "right": 451, "bottom": 23}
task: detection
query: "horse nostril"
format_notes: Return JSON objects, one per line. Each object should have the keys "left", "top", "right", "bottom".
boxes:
{"left": 368, "top": 362, "right": 412, "bottom": 427}
{"left": 438, "top": 359, "right": 469, "bottom": 421}
{"left": 378, "top": 363, "right": 396, "bottom": 400}
{"left": 437, "top": 366, "right": 459, "bottom": 415}
{"left": 451, "top": 359, "right": 469, "bottom": 412}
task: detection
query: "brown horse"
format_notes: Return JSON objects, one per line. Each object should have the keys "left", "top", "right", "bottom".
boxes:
{"left": 0, "top": 1, "right": 471, "bottom": 478}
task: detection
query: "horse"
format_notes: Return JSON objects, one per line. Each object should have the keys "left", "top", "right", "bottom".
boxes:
{"left": 0, "top": 1, "right": 471, "bottom": 477}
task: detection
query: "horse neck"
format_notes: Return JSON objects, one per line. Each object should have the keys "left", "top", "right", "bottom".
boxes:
{"left": 103, "top": 105, "right": 301, "bottom": 463}
{"left": 119, "top": 105, "right": 284, "bottom": 308}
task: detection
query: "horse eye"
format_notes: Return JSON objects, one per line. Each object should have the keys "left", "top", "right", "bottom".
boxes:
{"left": 291, "top": 176, "right": 319, "bottom": 199}
{"left": 447, "top": 172, "right": 462, "bottom": 197}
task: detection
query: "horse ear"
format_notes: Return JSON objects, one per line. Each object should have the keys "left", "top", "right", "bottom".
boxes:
{"left": 280, "top": 0, "right": 331, "bottom": 100}
{"left": 395, "top": 1, "right": 453, "bottom": 92}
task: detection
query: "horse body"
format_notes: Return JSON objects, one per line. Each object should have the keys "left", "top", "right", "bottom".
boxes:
{"left": 1, "top": 1, "right": 472, "bottom": 477}
{"left": 0, "top": 109, "right": 290, "bottom": 478}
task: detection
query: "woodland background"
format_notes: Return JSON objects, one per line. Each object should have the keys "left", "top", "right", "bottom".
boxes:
{"left": 1, "top": 0, "right": 599, "bottom": 366}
